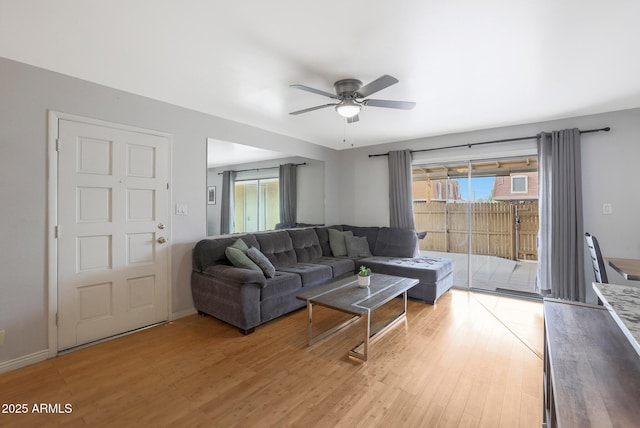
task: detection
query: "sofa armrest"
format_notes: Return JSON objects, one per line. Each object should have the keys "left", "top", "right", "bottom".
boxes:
{"left": 203, "top": 264, "right": 267, "bottom": 288}
{"left": 191, "top": 267, "right": 263, "bottom": 331}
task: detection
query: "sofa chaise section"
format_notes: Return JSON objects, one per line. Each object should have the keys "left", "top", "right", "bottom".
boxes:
{"left": 354, "top": 227, "right": 454, "bottom": 303}
{"left": 359, "top": 256, "right": 454, "bottom": 303}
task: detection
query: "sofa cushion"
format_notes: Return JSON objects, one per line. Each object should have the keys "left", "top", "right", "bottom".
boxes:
{"left": 328, "top": 229, "right": 353, "bottom": 257}
{"left": 314, "top": 226, "right": 343, "bottom": 256}
{"left": 310, "top": 257, "right": 355, "bottom": 278}
{"left": 247, "top": 247, "right": 276, "bottom": 278}
{"left": 345, "top": 236, "right": 373, "bottom": 258}
{"left": 255, "top": 231, "right": 297, "bottom": 267}
{"left": 373, "top": 227, "right": 419, "bottom": 258}
{"left": 359, "top": 256, "right": 454, "bottom": 283}
{"left": 225, "top": 239, "right": 262, "bottom": 273}
{"left": 277, "top": 263, "right": 333, "bottom": 287}
{"left": 288, "top": 228, "right": 322, "bottom": 262}
{"left": 341, "top": 225, "right": 380, "bottom": 254}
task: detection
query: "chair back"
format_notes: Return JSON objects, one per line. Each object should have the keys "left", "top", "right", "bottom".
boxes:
{"left": 585, "top": 233, "right": 608, "bottom": 283}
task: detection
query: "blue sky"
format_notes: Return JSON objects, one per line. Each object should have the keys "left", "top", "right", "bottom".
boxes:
{"left": 456, "top": 177, "right": 495, "bottom": 201}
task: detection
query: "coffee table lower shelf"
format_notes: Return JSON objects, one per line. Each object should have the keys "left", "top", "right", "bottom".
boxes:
{"left": 297, "top": 274, "right": 418, "bottom": 362}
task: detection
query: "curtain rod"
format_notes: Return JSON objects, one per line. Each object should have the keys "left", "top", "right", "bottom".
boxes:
{"left": 368, "top": 127, "right": 611, "bottom": 158}
{"left": 217, "top": 162, "right": 306, "bottom": 175}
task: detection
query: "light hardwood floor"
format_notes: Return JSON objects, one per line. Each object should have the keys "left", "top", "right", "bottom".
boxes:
{"left": 0, "top": 290, "right": 543, "bottom": 427}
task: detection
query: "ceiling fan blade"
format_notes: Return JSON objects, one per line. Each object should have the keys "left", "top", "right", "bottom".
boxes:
{"left": 364, "top": 99, "right": 416, "bottom": 110}
{"left": 356, "top": 75, "right": 399, "bottom": 98}
{"left": 289, "top": 103, "right": 337, "bottom": 115}
{"left": 347, "top": 114, "right": 360, "bottom": 124}
{"left": 290, "top": 84, "right": 337, "bottom": 99}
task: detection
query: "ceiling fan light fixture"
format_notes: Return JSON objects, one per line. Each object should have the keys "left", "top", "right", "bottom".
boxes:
{"left": 290, "top": 75, "right": 414, "bottom": 120}
{"left": 335, "top": 100, "right": 361, "bottom": 118}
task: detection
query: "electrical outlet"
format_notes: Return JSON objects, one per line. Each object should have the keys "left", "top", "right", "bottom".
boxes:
{"left": 0, "top": 330, "right": 5, "bottom": 346}
{"left": 602, "top": 203, "right": 613, "bottom": 215}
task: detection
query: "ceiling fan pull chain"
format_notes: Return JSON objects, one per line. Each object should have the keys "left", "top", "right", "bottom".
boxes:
{"left": 343, "top": 121, "right": 354, "bottom": 147}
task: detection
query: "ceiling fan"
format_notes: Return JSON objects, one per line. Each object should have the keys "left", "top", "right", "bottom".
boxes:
{"left": 289, "top": 74, "right": 415, "bottom": 123}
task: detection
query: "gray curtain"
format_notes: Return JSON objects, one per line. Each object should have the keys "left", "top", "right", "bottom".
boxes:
{"left": 536, "top": 129, "right": 585, "bottom": 301}
{"left": 220, "top": 170, "right": 236, "bottom": 234}
{"left": 388, "top": 149, "right": 416, "bottom": 230}
{"left": 279, "top": 163, "right": 297, "bottom": 228}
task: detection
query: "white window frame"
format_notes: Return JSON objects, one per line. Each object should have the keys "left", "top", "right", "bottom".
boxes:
{"left": 511, "top": 175, "right": 528, "bottom": 194}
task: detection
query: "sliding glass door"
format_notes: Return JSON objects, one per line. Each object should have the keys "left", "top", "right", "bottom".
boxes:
{"left": 413, "top": 155, "right": 540, "bottom": 298}
{"left": 413, "top": 168, "right": 470, "bottom": 288}
{"left": 467, "top": 157, "right": 539, "bottom": 297}
{"left": 234, "top": 178, "right": 279, "bottom": 233}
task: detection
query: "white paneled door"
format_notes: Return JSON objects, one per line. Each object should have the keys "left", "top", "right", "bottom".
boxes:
{"left": 57, "top": 119, "right": 170, "bottom": 351}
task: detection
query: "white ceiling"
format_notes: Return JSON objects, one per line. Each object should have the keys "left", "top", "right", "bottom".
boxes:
{"left": 207, "top": 139, "right": 286, "bottom": 168}
{"left": 2, "top": 1, "right": 640, "bottom": 150}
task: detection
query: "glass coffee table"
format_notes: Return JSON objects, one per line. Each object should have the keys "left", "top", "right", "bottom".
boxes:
{"left": 296, "top": 274, "right": 418, "bottom": 361}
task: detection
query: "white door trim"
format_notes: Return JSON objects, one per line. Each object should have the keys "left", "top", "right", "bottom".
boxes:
{"left": 47, "top": 111, "right": 173, "bottom": 358}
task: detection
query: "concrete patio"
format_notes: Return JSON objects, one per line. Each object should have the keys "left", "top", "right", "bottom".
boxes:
{"left": 421, "top": 251, "right": 539, "bottom": 296}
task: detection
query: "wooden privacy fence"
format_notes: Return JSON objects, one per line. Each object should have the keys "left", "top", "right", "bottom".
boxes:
{"left": 414, "top": 201, "right": 539, "bottom": 261}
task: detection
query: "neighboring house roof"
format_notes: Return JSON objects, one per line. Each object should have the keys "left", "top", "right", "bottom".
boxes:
{"left": 492, "top": 172, "right": 538, "bottom": 201}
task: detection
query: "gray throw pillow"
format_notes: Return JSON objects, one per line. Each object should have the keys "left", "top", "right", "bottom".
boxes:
{"left": 246, "top": 247, "right": 276, "bottom": 278}
{"left": 345, "top": 235, "right": 372, "bottom": 257}
{"left": 225, "top": 239, "right": 262, "bottom": 273}
{"left": 328, "top": 229, "right": 353, "bottom": 257}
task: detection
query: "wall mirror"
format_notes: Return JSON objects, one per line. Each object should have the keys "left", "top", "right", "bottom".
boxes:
{"left": 206, "top": 139, "right": 325, "bottom": 236}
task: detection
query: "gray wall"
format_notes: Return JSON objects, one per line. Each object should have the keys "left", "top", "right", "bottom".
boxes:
{"left": 2, "top": 55, "right": 639, "bottom": 368}
{"left": 0, "top": 57, "right": 334, "bottom": 366}
{"left": 328, "top": 108, "right": 640, "bottom": 302}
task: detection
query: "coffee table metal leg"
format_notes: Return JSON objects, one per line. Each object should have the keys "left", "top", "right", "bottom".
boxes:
{"left": 349, "top": 291, "right": 408, "bottom": 362}
{"left": 306, "top": 300, "right": 360, "bottom": 346}
{"left": 362, "top": 310, "right": 371, "bottom": 361}
{"left": 347, "top": 311, "right": 371, "bottom": 361}
{"left": 403, "top": 289, "right": 407, "bottom": 314}
{"left": 307, "top": 300, "right": 313, "bottom": 345}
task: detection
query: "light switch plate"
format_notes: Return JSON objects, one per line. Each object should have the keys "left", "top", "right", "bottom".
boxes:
{"left": 175, "top": 204, "right": 188, "bottom": 215}
{"left": 602, "top": 203, "right": 612, "bottom": 215}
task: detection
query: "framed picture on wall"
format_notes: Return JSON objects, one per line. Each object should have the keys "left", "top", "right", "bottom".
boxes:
{"left": 207, "top": 186, "right": 216, "bottom": 205}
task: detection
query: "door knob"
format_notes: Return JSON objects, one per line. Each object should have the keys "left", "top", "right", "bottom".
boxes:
{"left": 158, "top": 223, "right": 165, "bottom": 229}
{"left": 157, "top": 237, "right": 167, "bottom": 244}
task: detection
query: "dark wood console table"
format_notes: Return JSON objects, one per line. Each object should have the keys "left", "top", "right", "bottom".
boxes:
{"left": 543, "top": 299, "right": 640, "bottom": 427}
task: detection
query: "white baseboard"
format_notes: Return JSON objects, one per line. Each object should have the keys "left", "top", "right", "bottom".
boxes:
{"left": 0, "top": 350, "right": 49, "bottom": 374}
{"left": 0, "top": 309, "right": 197, "bottom": 374}
{"left": 172, "top": 307, "right": 197, "bottom": 320}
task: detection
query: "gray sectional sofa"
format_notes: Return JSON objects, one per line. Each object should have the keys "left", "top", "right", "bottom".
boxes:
{"left": 191, "top": 225, "right": 454, "bottom": 334}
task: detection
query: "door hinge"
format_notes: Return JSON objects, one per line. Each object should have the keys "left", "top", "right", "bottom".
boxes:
{"left": 167, "top": 183, "right": 169, "bottom": 190}
{"left": 56, "top": 138, "right": 60, "bottom": 152}
{"left": 55, "top": 225, "right": 59, "bottom": 238}
{"left": 55, "top": 313, "right": 59, "bottom": 326}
